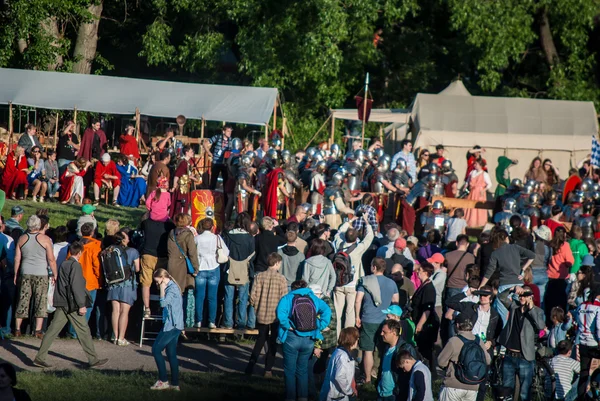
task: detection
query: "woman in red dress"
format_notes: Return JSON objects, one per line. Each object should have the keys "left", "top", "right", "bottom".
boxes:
{"left": 1, "top": 146, "right": 29, "bottom": 199}
{"left": 59, "top": 158, "right": 91, "bottom": 205}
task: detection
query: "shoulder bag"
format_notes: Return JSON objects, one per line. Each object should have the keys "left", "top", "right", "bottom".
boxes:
{"left": 216, "top": 235, "right": 229, "bottom": 264}
{"left": 441, "top": 251, "right": 469, "bottom": 310}
{"left": 174, "top": 230, "right": 195, "bottom": 274}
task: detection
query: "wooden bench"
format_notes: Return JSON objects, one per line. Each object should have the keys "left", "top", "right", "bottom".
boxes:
{"left": 184, "top": 327, "right": 259, "bottom": 336}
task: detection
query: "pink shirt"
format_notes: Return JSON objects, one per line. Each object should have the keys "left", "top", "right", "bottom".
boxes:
{"left": 145, "top": 190, "right": 171, "bottom": 222}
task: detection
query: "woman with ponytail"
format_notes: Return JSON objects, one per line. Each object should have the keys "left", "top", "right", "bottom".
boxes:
{"left": 150, "top": 268, "right": 183, "bottom": 391}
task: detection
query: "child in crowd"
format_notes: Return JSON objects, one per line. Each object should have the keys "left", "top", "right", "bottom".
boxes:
{"left": 547, "top": 307, "right": 572, "bottom": 349}
{"left": 145, "top": 176, "right": 171, "bottom": 222}
{"left": 548, "top": 340, "right": 580, "bottom": 401}
{"left": 320, "top": 327, "right": 359, "bottom": 401}
{"left": 445, "top": 208, "right": 467, "bottom": 247}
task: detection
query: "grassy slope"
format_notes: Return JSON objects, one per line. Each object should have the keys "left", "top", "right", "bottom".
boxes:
{"left": 3, "top": 199, "right": 146, "bottom": 233}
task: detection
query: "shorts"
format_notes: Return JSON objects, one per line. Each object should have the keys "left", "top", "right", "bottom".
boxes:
{"left": 359, "top": 322, "right": 382, "bottom": 351}
{"left": 16, "top": 274, "right": 49, "bottom": 319}
{"left": 140, "top": 255, "right": 168, "bottom": 287}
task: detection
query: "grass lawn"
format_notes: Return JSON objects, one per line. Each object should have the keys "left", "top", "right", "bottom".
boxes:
{"left": 3, "top": 199, "right": 146, "bottom": 233}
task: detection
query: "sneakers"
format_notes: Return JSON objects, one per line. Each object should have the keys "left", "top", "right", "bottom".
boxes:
{"left": 143, "top": 308, "right": 151, "bottom": 319}
{"left": 39, "top": 197, "right": 45, "bottom": 203}
{"left": 117, "top": 339, "right": 130, "bottom": 346}
{"left": 32, "top": 196, "right": 38, "bottom": 203}
{"left": 194, "top": 322, "right": 202, "bottom": 329}
{"left": 170, "top": 386, "right": 181, "bottom": 391}
{"left": 150, "top": 381, "right": 171, "bottom": 391}
{"left": 89, "top": 358, "right": 109, "bottom": 368}
{"left": 33, "top": 359, "right": 53, "bottom": 368}
{"left": 208, "top": 323, "right": 217, "bottom": 329}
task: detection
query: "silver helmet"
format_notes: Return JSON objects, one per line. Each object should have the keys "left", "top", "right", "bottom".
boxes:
{"left": 374, "top": 148, "right": 385, "bottom": 160}
{"left": 581, "top": 178, "right": 595, "bottom": 192}
{"left": 591, "top": 191, "right": 600, "bottom": 202}
{"left": 441, "top": 159, "right": 453, "bottom": 172}
{"left": 593, "top": 182, "right": 600, "bottom": 192}
{"left": 510, "top": 178, "right": 523, "bottom": 190}
{"left": 572, "top": 190, "right": 585, "bottom": 204}
{"left": 245, "top": 150, "right": 256, "bottom": 160}
{"left": 378, "top": 159, "right": 390, "bottom": 173}
{"left": 395, "top": 159, "right": 407, "bottom": 173}
{"left": 281, "top": 149, "right": 291, "bottom": 164}
{"left": 503, "top": 198, "right": 517, "bottom": 213}
{"left": 306, "top": 147, "right": 317, "bottom": 160}
{"left": 265, "top": 149, "right": 279, "bottom": 167}
{"left": 354, "top": 149, "right": 366, "bottom": 165}
{"left": 428, "top": 162, "right": 440, "bottom": 175}
{"left": 231, "top": 137, "right": 242, "bottom": 151}
{"left": 525, "top": 179, "right": 539, "bottom": 191}
{"left": 522, "top": 184, "right": 534, "bottom": 195}
{"left": 316, "top": 160, "right": 327, "bottom": 173}
{"left": 312, "top": 150, "right": 325, "bottom": 163}
{"left": 337, "top": 166, "right": 348, "bottom": 176}
{"left": 380, "top": 154, "right": 391, "bottom": 165}
{"left": 365, "top": 150, "right": 374, "bottom": 161}
{"left": 425, "top": 174, "right": 439, "bottom": 187}
{"left": 240, "top": 155, "right": 253, "bottom": 167}
{"left": 272, "top": 138, "right": 282, "bottom": 148}
{"left": 529, "top": 193, "right": 541, "bottom": 206}
{"left": 330, "top": 144, "right": 341, "bottom": 158}
{"left": 331, "top": 172, "right": 344, "bottom": 186}
{"left": 432, "top": 200, "right": 444, "bottom": 210}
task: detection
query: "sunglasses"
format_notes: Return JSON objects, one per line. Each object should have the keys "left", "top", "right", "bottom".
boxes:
{"left": 423, "top": 154, "right": 429, "bottom": 157}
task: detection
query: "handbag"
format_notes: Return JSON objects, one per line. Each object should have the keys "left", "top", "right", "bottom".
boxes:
{"left": 216, "top": 235, "right": 228, "bottom": 264}
{"left": 174, "top": 230, "right": 195, "bottom": 275}
{"left": 227, "top": 252, "right": 255, "bottom": 286}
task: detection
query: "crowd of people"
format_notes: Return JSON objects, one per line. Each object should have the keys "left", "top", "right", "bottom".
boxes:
{"left": 3, "top": 122, "right": 600, "bottom": 401}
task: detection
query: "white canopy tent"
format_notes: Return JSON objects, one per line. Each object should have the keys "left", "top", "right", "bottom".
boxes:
{"left": 407, "top": 81, "right": 599, "bottom": 187}
{"left": 0, "top": 68, "right": 278, "bottom": 126}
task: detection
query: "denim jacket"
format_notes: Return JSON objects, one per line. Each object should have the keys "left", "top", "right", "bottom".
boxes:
{"left": 161, "top": 280, "right": 184, "bottom": 331}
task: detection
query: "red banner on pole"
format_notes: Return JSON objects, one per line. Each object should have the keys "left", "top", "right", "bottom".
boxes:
{"left": 355, "top": 96, "right": 373, "bottom": 123}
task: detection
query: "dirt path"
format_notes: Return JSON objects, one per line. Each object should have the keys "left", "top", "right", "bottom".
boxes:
{"left": 0, "top": 336, "right": 282, "bottom": 374}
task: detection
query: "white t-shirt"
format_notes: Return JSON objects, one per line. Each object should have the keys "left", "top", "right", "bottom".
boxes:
{"left": 472, "top": 307, "right": 491, "bottom": 338}
{"left": 53, "top": 242, "right": 70, "bottom": 269}
{"left": 446, "top": 218, "right": 467, "bottom": 242}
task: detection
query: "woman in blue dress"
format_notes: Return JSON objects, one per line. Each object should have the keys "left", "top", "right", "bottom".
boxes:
{"left": 116, "top": 154, "right": 147, "bottom": 207}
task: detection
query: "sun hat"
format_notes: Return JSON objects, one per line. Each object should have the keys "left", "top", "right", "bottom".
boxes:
{"left": 533, "top": 225, "right": 552, "bottom": 242}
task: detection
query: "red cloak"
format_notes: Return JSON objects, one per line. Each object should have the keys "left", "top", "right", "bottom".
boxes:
{"left": 94, "top": 161, "right": 121, "bottom": 187}
{"left": 119, "top": 134, "right": 140, "bottom": 160}
{"left": 59, "top": 163, "right": 87, "bottom": 202}
{"left": 79, "top": 128, "right": 107, "bottom": 161}
{"left": 263, "top": 168, "right": 283, "bottom": 219}
{"left": 0, "top": 152, "right": 28, "bottom": 196}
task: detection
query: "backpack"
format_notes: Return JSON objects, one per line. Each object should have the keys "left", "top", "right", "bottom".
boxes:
{"left": 291, "top": 294, "right": 317, "bottom": 332}
{"left": 100, "top": 245, "right": 132, "bottom": 285}
{"left": 333, "top": 243, "right": 358, "bottom": 287}
{"left": 454, "top": 335, "right": 488, "bottom": 385}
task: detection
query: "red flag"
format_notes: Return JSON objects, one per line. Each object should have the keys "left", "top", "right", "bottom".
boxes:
{"left": 355, "top": 96, "right": 373, "bottom": 123}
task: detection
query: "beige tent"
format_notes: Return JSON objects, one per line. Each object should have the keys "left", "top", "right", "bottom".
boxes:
{"left": 408, "top": 81, "right": 598, "bottom": 187}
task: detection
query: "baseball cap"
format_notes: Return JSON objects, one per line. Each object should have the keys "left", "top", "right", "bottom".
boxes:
{"left": 427, "top": 253, "right": 445, "bottom": 265}
{"left": 11, "top": 205, "right": 24, "bottom": 216}
{"left": 381, "top": 305, "right": 403, "bottom": 317}
{"left": 582, "top": 254, "right": 595, "bottom": 267}
{"left": 394, "top": 237, "right": 407, "bottom": 250}
{"left": 406, "top": 236, "right": 419, "bottom": 246}
{"left": 82, "top": 204, "right": 96, "bottom": 215}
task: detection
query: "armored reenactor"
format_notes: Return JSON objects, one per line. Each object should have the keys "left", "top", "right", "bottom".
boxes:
{"left": 540, "top": 190, "right": 558, "bottom": 221}
{"left": 310, "top": 161, "right": 327, "bottom": 215}
{"left": 573, "top": 202, "right": 595, "bottom": 240}
{"left": 522, "top": 193, "right": 542, "bottom": 229}
{"left": 323, "top": 172, "right": 356, "bottom": 229}
{"left": 562, "top": 190, "right": 584, "bottom": 223}
{"left": 440, "top": 159, "right": 459, "bottom": 198}
{"left": 494, "top": 198, "right": 517, "bottom": 233}
{"left": 420, "top": 200, "right": 448, "bottom": 235}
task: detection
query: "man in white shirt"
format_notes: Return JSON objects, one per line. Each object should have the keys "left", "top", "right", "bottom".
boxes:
{"left": 391, "top": 139, "right": 417, "bottom": 182}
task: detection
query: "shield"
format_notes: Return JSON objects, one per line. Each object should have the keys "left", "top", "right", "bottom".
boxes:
{"left": 562, "top": 174, "right": 582, "bottom": 204}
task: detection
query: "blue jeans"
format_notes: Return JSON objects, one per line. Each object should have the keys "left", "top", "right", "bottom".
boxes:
{"left": 502, "top": 354, "right": 534, "bottom": 401}
{"left": 0, "top": 275, "right": 16, "bottom": 335}
{"left": 444, "top": 287, "right": 464, "bottom": 340}
{"left": 194, "top": 269, "right": 220, "bottom": 325}
{"left": 532, "top": 267, "right": 548, "bottom": 309}
{"left": 223, "top": 282, "right": 255, "bottom": 329}
{"left": 47, "top": 181, "right": 60, "bottom": 198}
{"left": 283, "top": 331, "right": 313, "bottom": 401}
{"left": 152, "top": 329, "right": 181, "bottom": 385}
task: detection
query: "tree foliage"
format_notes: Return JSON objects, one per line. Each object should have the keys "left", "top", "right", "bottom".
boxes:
{"left": 0, "top": 0, "right": 599, "bottom": 148}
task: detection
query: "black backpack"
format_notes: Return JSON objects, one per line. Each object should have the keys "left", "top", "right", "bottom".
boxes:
{"left": 291, "top": 294, "right": 317, "bottom": 332}
{"left": 100, "top": 245, "right": 132, "bottom": 285}
{"left": 454, "top": 335, "right": 488, "bottom": 385}
{"left": 333, "top": 243, "right": 358, "bottom": 287}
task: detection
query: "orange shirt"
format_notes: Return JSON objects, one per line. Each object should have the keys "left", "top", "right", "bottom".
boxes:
{"left": 547, "top": 242, "right": 574, "bottom": 280}
{"left": 80, "top": 236, "right": 103, "bottom": 291}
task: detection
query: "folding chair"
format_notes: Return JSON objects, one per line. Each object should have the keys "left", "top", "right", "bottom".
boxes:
{"left": 139, "top": 294, "right": 163, "bottom": 347}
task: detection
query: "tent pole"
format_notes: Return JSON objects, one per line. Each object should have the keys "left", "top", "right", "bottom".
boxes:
{"left": 282, "top": 117, "right": 288, "bottom": 150}
{"left": 379, "top": 124, "right": 383, "bottom": 145}
{"left": 330, "top": 112, "right": 335, "bottom": 146}
{"left": 361, "top": 73, "right": 369, "bottom": 145}
{"left": 53, "top": 113, "right": 59, "bottom": 152}
{"left": 273, "top": 98, "right": 277, "bottom": 132}
{"left": 7, "top": 102, "right": 13, "bottom": 155}
{"left": 73, "top": 107, "right": 78, "bottom": 136}
{"left": 265, "top": 124, "right": 269, "bottom": 141}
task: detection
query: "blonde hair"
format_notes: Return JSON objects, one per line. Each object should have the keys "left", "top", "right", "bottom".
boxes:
{"left": 261, "top": 216, "right": 276, "bottom": 231}
{"left": 105, "top": 219, "right": 120, "bottom": 236}
{"left": 153, "top": 268, "right": 182, "bottom": 292}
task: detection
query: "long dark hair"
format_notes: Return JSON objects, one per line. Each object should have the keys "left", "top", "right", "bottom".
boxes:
{"left": 509, "top": 215, "right": 528, "bottom": 242}
{"left": 577, "top": 265, "right": 595, "bottom": 299}
{"left": 235, "top": 212, "right": 252, "bottom": 233}
{"left": 491, "top": 229, "right": 509, "bottom": 250}
{"left": 550, "top": 226, "right": 567, "bottom": 254}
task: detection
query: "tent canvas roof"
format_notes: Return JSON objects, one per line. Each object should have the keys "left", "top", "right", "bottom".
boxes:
{"left": 437, "top": 80, "right": 471, "bottom": 96}
{"left": 331, "top": 108, "right": 410, "bottom": 124}
{"left": 411, "top": 93, "right": 598, "bottom": 151}
{"left": 0, "top": 68, "right": 278, "bottom": 126}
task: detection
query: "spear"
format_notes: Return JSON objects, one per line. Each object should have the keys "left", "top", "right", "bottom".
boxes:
{"left": 361, "top": 73, "right": 370, "bottom": 144}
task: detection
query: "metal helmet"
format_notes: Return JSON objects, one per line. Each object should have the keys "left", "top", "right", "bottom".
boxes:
{"left": 572, "top": 190, "right": 585, "bottom": 204}
{"left": 330, "top": 144, "right": 341, "bottom": 158}
{"left": 432, "top": 200, "right": 444, "bottom": 210}
{"left": 581, "top": 178, "right": 595, "bottom": 192}
{"left": 316, "top": 160, "right": 327, "bottom": 173}
{"left": 510, "top": 178, "right": 523, "bottom": 190}
{"left": 583, "top": 201, "right": 594, "bottom": 214}
{"left": 365, "top": 150, "right": 374, "bottom": 161}
{"left": 266, "top": 149, "right": 279, "bottom": 167}
{"left": 245, "top": 150, "right": 256, "bottom": 160}
{"left": 395, "top": 159, "right": 407, "bottom": 173}
{"left": 546, "top": 190, "right": 557, "bottom": 202}
{"left": 240, "top": 155, "right": 252, "bottom": 167}
{"left": 378, "top": 159, "right": 390, "bottom": 173}
{"left": 231, "top": 137, "right": 242, "bottom": 151}
{"left": 425, "top": 174, "right": 439, "bottom": 187}
{"left": 593, "top": 182, "right": 600, "bottom": 192}
{"left": 380, "top": 154, "right": 391, "bottom": 165}
{"left": 441, "top": 159, "right": 453, "bottom": 172}
{"left": 332, "top": 172, "right": 344, "bottom": 186}
{"left": 503, "top": 198, "right": 517, "bottom": 213}
{"left": 374, "top": 148, "right": 385, "bottom": 160}
{"left": 428, "top": 162, "right": 440, "bottom": 175}
{"left": 345, "top": 164, "right": 358, "bottom": 176}
{"left": 281, "top": 149, "right": 291, "bottom": 164}
{"left": 522, "top": 184, "right": 534, "bottom": 195}
{"left": 306, "top": 147, "right": 317, "bottom": 160}
{"left": 272, "top": 138, "right": 282, "bottom": 148}
{"left": 312, "top": 150, "right": 325, "bottom": 163}
{"left": 354, "top": 149, "right": 366, "bottom": 165}
{"left": 525, "top": 179, "right": 539, "bottom": 190}
{"left": 591, "top": 191, "right": 600, "bottom": 202}
{"left": 529, "top": 193, "right": 541, "bottom": 206}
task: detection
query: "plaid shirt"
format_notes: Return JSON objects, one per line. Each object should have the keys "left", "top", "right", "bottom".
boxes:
{"left": 320, "top": 296, "right": 338, "bottom": 349}
{"left": 353, "top": 204, "right": 378, "bottom": 233}
{"left": 208, "top": 134, "right": 231, "bottom": 164}
{"left": 250, "top": 269, "right": 288, "bottom": 324}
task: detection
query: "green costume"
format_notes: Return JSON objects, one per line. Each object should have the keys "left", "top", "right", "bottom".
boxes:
{"left": 495, "top": 156, "right": 514, "bottom": 197}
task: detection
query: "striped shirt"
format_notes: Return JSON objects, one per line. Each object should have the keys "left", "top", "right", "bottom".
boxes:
{"left": 208, "top": 134, "right": 231, "bottom": 164}
{"left": 548, "top": 355, "right": 580, "bottom": 399}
